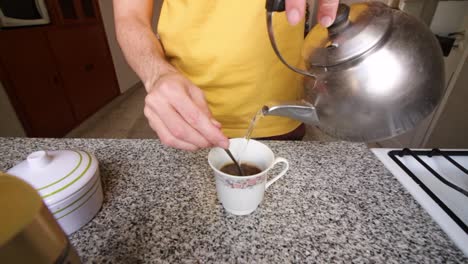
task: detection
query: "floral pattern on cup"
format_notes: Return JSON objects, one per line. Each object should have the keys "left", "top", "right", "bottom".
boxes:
{"left": 218, "top": 174, "right": 267, "bottom": 189}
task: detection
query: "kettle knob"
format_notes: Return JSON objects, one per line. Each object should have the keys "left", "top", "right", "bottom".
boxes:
{"left": 266, "top": 0, "right": 285, "bottom": 12}
{"left": 328, "top": 3, "right": 350, "bottom": 34}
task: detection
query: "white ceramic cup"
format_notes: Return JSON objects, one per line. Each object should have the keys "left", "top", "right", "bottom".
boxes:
{"left": 208, "top": 138, "right": 289, "bottom": 215}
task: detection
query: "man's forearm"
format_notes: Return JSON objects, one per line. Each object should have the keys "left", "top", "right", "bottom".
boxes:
{"left": 115, "top": 17, "right": 175, "bottom": 91}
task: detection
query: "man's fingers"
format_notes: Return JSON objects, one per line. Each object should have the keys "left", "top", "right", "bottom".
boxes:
{"left": 285, "top": 0, "right": 306, "bottom": 26}
{"left": 210, "top": 118, "right": 222, "bottom": 128}
{"left": 188, "top": 86, "right": 212, "bottom": 118}
{"left": 317, "top": 0, "right": 339, "bottom": 27}
{"left": 144, "top": 71, "right": 228, "bottom": 150}
{"left": 188, "top": 86, "right": 223, "bottom": 129}
{"left": 169, "top": 90, "right": 228, "bottom": 149}
{"left": 146, "top": 95, "right": 212, "bottom": 149}
{"left": 144, "top": 106, "right": 199, "bottom": 151}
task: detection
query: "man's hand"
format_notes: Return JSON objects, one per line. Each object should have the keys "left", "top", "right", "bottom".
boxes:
{"left": 144, "top": 72, "right": 229, "bottom": 151}
{"left": 285, "top": 0, "right": 340, "bottom": 27}
{"left": 114, "top": 0, "right": 228, "bottom": 151}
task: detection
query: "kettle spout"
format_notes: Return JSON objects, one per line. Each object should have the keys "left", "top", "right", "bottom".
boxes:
{"left": 262, "top": 101, "right": 319, "bottom": 126}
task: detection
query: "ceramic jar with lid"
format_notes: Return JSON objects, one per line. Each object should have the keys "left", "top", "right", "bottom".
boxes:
{"left": 8, "top": 149, "right": 103, "bottom": 235}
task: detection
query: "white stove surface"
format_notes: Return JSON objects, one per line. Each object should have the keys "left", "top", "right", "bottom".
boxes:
{"left": 372, "top": 148, "right": 468, "bottom": 256}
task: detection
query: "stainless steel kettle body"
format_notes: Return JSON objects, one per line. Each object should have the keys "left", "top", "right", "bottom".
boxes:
{"left": 263, "top": 1, "right": 445, "bottom": 142}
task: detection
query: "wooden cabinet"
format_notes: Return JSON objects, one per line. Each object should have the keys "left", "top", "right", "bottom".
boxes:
{"left": 49, "top": 0, "right": 101, "bottom": 26}
{"left": 0, "top": 0, "right": 120, "bottom": 137}
{"left": 0, "top": 30, "right": 76, "bottom": 137}
{"left": 47, "top": 26, "right": 119, "bottom": 121}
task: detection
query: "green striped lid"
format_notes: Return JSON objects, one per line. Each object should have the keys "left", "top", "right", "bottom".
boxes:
{"left": 7, "top": 150, "right": 98, "bottom": 206}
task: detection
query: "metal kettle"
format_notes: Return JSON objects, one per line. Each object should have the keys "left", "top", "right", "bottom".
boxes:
{"left": 263, "top": 1, "right": 445, "bottom": 142}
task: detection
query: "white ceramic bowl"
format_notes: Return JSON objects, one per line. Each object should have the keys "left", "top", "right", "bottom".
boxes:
{"left": 8, "top": 150, "right": 103, "bottom": 235}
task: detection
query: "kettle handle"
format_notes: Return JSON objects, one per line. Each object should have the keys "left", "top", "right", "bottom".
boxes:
{"left": 266, "top": 0, "right": 316, "bottom": 78}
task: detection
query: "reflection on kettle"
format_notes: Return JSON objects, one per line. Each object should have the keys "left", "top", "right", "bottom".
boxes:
{"left": 263, "top": 1, "right": 445, "bottom": 142}
{"left": 363, "top": 49, "right": 402, "bottom": 96}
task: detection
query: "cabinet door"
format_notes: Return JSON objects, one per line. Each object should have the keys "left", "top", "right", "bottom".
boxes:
{"left": 0, "top": 29, "right": 77, "bottom": 137}
{"left": 47, "top": 25, "right": 120, "bottom": 121}
{"left": 49, "top": 0, "right": 101, "bottom": 26}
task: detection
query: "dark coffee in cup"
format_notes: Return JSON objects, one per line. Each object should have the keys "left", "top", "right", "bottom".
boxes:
{"left": 220, "top": 163, "right": 261, "bottom": 176}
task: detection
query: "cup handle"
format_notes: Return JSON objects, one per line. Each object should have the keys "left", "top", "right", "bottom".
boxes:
{"left": 265, "top": 157, "right": 289, "bottom": 190}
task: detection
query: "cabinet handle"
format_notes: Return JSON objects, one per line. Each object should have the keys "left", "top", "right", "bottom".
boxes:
{"left": 84, "top": 63, "right": 94, "bottom": 72}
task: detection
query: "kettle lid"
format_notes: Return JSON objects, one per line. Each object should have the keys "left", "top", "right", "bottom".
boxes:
{"left": 303, "top": 2, "right": 393, "bottom": 67}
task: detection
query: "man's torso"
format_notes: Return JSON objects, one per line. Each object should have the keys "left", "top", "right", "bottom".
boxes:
{"left": 157, "top": 0, "right": 304, "bottom": 138}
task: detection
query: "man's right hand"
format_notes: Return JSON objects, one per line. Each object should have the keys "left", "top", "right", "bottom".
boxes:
{"left": 143, "top": 72, "right": 229, "bottom": 151}
{"left": 114, "top": 0, "right": 228, "bottom": 151}
{"left": 286, "top": 0, "right": 339, "bottom": 27}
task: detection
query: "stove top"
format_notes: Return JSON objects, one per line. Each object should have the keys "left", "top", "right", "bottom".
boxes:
{"left": 372, "top": 148, "right": 468, "bottom": 256}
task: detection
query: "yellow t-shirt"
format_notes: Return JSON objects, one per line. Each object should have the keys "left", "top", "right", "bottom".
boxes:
{"left": 157, "top": 0, "right": 304, "bottom": 138}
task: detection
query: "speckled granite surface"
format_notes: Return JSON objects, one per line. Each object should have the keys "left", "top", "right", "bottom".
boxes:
{"left": 1, "top": 138, "right": 466, "bottom": 263}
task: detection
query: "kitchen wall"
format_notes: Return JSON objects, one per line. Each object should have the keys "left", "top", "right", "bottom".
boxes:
{"left": 0, "top": 81, "right": 26, "bottom": 137}
{"left": 98, "top": 0, "right": 138, "bottom": 93}
{"left": 426, "top": 57, "right": 468, "bottom": 148}
{"left": 97, "top": 0, "right": 161, "bottom": 93}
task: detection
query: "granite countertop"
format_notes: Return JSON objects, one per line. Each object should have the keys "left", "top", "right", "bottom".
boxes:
{"left": 1, "top": 138, "right": 466, "bottom": 263}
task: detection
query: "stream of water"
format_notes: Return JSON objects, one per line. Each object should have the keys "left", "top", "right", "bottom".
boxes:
{"left": 237, "top": 109, "right": 264, "bottom": 164}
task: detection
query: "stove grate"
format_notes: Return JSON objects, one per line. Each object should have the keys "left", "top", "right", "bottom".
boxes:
{"left": 388, "top": 148, "right": 468, "bottom": 234}
{"left": 428, "top": 148, "right": 468, "bottom": 174}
